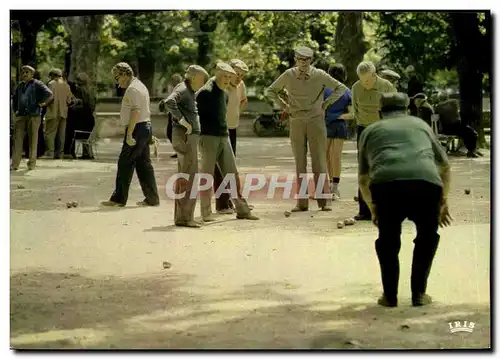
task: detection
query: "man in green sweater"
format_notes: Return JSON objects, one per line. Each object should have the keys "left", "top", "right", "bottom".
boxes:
{"left": 352, "top": 61, "right": 396, "bottom": 221}
{"left": 196, "top": 62, "right": 258, "bottom": 222}
{"left": 358, "top": 92, "right": 452, "bottom": 307}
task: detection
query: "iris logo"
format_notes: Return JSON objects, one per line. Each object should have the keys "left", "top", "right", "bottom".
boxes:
{"left": 448, "top": 320, "right": 475, "bottom": 333}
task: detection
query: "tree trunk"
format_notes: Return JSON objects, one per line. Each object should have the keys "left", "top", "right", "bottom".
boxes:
{"left": 61, "top": 15, "right": 104, "bottom": 93}
{"left": 450, "top": 12, "right": 486, "bottom": 147}
{"left": 197, "top": 33, "right": 212, "bottom": 68}
{"left": 18, "top": 18, "right": 47, "bottom": 67}
{"left": 190, "top": 11, "right": 217, "bottom": 68}
{"left": 136, "top": 51, "right": 156, "bottom": 95}
{"left": 64, "top": 40, "right": 72, "bottom": 79}
{"left": 334, "top": 12, "right": 366, "bottom": 87}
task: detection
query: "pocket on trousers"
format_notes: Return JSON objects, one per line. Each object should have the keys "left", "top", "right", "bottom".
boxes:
{"left": 172, "top": 135, "right": 189, "bottom": 154}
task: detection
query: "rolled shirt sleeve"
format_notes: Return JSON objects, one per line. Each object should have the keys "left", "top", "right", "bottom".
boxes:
{"left": 120, "top": 87, "right": 140, "bottom": 126}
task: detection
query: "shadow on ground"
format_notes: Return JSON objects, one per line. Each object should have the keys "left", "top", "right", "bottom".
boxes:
{"left": 10, "top": 270, "right": 491, "bottom": 350}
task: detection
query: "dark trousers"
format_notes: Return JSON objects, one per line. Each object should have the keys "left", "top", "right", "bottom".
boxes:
{"left": 110, "top": 122, "right": 160, "bottom": 206}
{"left": 357, "top": 125, "right": 371, "bottom": 218}
{"left": 166, "top": 118, "right": 173, "bottom": 144}
{"left": 371, "top": 180, "right": 442, "bottom": 302}
{"left": 442, "top": 122, "right": 478, "bottom": 152}
{"left": 215, "top": 129, "right": 237, "bottom": 210}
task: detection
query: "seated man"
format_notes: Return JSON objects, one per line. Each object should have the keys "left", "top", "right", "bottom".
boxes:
{"left": 435, "top": 93, "right": 481, "bottom": 157}
{"left": 411, "top": 93, "right": 434, "bottom": 127}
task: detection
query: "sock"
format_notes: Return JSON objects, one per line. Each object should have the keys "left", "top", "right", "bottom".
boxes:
{"left": 333, "top": 177, "right": 340, "bottom": 184}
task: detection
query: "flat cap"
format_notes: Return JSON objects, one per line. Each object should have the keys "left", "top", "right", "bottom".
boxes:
{"left": 21, "top": 65, "right": 36, "bottom": 73}
{"left": 49, "top": 68, "right": 63, "bottom": 77}
{"left": 379, "top": 69, "right": 400, "bottom": 79}
{"left": 294, "top": 46, "right": 314, "bottom": 58}
{"left": 185, "top": 64, "right": 209, "bottom": 77}
{"left": 229, "top": 59, "right": 249, "bottom": 72}
{"left": 380, "top": 92, "right": 410, "bottom": 112}
{"left": 215, "top": 62, "right": 236, "bottom": 74}
{"left": 405, "top": 65, "right": 415, "bottom": 73}
{"left": 411, "top": 92, "right": 427, "bottom": 100}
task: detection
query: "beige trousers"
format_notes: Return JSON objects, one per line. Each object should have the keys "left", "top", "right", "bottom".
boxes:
{"left": 172, "top": 127, "right": 199, "bottom": 224}
{"left": 11, "top": 116, "right": 41, "bottom": 169}
{"left": 45, "top": 116, "right": 67, "bottom": 156}
{"left": 199, "top": 135, "right": 250, "bottom": 218}
{"left": 289, "top": 116, "right": 331, "bottom": 208}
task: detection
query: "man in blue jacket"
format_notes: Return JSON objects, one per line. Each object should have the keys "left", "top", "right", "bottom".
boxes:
{"left": 11, "top": 65, "right": 53, "bottom": 171}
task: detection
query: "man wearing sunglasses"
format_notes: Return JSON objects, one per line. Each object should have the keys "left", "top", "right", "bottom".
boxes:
{"left": 101, "top": 62, "right": 160, "bottom": 207}
{"left": 265, "top": 46, "right": 349, "bottom": 212}
{"left": 11, "top": 65, "right": 53, "bottom": 171}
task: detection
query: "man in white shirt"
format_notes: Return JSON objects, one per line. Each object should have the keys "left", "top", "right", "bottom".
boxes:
{"left": 101, "top": 62, "right": 160, "bottom": 207}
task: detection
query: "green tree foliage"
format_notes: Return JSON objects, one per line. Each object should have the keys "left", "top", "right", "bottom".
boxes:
{"left": 35, "top": 18, "right": 69, "bottom": 79}
{"left": 374, "top": 12, "right": 453, "bottom": 83}
{"left": 211, "top": 11, "right": 339, "bottom": 95}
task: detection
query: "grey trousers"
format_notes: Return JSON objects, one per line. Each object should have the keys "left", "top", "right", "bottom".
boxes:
{"left": 172, "top": 127, "right": 199, "bottom": 224}
{"left": 199, "top": 135, "right": 250, "bottom": 218}
{"left": 289, "top": 116, "right": 331, "bottom": 208}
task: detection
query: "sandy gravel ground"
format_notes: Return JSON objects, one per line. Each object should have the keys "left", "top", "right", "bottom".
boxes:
{"left": 10, "top": 138, "right": 491, "bottom": 349}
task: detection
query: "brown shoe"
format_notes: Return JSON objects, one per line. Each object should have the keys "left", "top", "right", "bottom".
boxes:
{"left": 176, "top": 221, "right": 202, "bottom": 228}
{"left": 100, "top": 200, "right": 125, "bottom": 207}
{"left": 236, "top": 213, "right": 259, "bottom": 220}
{"left": 291, "top": 205, "right": 308, "bottom": 212}
{"left": 320, "top": 205, "right": 332, "bottom": 211}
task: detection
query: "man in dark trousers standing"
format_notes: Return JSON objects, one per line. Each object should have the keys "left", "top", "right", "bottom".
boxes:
{"left": 101, "top": 62, "right": 160, "bottom": 207}
{"left": 358, "top": 92, "right": 452, "bottom": 307}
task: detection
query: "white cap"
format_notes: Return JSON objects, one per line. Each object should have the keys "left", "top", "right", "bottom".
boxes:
{"left": 215, "top": 62, "right": 236, "bottom": 75}
{"left": 229, "top": 59, "right": 249, "bottom": 72}
{"left": 294, "top": 46, "right": 314, "bottom": 58}
{"left": 185, "top": 65, "right": 209, "bottom": 78}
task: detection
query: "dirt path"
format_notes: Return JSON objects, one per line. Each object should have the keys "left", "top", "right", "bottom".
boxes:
{"left": 10, "top": 138, "right": 491, "bottom": 349}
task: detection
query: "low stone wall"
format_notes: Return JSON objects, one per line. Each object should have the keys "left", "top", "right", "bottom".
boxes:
{"left": 96, "top": 96, "right": 270, "bottom": 139}
{"left": 97, "top": 113, "right": 259, "bottom": 139}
